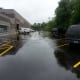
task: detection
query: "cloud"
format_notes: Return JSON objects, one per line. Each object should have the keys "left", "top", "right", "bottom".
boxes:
{"left": 0, "top": 0, "right": 60, "bottom": 24}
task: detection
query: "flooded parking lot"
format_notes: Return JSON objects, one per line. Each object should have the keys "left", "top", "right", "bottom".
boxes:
{"left": 0, "top": 32, "right": 80, "bottom": 80}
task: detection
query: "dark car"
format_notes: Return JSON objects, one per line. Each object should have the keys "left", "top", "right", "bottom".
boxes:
{"left": 51, "top": 28, "right": 58, "bottom": 37}
{"left": 51, "top": 28, "right": 66, "bottom": 38}
{"left": 65, "top": 25, "right": 80, "bottom": 44}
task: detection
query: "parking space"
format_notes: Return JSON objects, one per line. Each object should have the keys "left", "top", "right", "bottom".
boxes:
{"left": 54, "top": 37, "right": 80, "bottom": 77}
{"left": 0, "top": 32, "right": 80, "bottom": 80}
{"left": 0, "top": 39, "right": 23, "bottom": 56}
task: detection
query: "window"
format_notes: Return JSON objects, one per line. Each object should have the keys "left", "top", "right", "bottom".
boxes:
{"left": 0, "top": 25, "right": 8, "bottom": 33}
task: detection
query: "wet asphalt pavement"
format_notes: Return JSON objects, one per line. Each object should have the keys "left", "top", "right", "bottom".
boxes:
{"left": 0, "top": 32, "right": 80, "bottom": 80}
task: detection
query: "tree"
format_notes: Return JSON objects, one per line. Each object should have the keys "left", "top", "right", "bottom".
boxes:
{"left": 31, "top": 23, "right": 41, "bottom": 31}
{"left": 32, "top": 22, "right": 47, "bottom": 31}
{"left": 46, "top": 18, "right": 57, "bottom": 31}
{"left": 55, "top": 0, "right": 71, "bottom": 30}
{"left": 70, "top": 0, "right": 80, "bottom": 24}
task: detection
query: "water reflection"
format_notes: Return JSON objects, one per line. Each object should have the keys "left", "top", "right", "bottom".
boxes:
{"left": 54, "top": 45, "right": 80, "bottom": 78}
{"left": 2, "top": 34, "right": 29, "bottom": 56}
{"left": 0, "top": 32, "right": 79, "bottom": 80}
{"left": 8, "top": 40, "right": 24, "bottom": 55}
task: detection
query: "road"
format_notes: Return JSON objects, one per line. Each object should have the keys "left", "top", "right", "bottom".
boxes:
{"left": 0, "top": 32, "right": 79, "bottom": 80}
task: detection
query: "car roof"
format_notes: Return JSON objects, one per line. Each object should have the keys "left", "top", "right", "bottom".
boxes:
{"left": 52, "top": 28, "right": 58, "bottom": 31}
{"left": 70, "top": 25, "right": 80, "bottom": 28}
{"left": 67, "top": 25, "right": 80, "bottom": 34}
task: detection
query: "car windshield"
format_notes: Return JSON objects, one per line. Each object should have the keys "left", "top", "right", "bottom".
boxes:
{"left": 67, "top": 26, "right": 80, "bottom": 35}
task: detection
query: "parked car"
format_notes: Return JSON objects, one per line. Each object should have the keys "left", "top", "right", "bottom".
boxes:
{"left": 51, "top": 28, "right": 65, "bottom": 38}
{"left": 19, "top": 28, "right": 31, "bottom": 34}
{"left": 30, "top": 29, "right": 35, "bottom": 32}
{"left": 65, "top": 25, "right": 80, "bottom": 44}
{"left": 51, "top": 28, "right": 58, "bottom": 37}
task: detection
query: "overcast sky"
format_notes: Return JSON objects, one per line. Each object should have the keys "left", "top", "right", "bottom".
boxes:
{"left": 0, "top": 0, "right": 60, "bottom": 24}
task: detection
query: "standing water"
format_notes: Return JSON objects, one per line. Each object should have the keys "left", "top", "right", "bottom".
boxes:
{"left": 0, "top": 32, "right": 79, "bottom": 80}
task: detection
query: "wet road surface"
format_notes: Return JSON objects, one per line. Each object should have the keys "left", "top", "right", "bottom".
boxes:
{"left": 0, "top": 32, "right": 80, "bottom": 80}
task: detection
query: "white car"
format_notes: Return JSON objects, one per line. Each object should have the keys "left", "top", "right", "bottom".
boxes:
{"left": 19, "top": 28, "right": 31, "bottom": 34}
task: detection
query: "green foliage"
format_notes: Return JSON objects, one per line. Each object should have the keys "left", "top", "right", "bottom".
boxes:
{"left": 55, "top": 0, "right": 80, "bottom": 30}
{"left": 55, "top": 0, "right": 71, "bottom": 30}
{"left": 70, "top": 0, "right": 80, "bottom": 24}
{"left": 47, "top": 18, "right": 57, "bottom": 31}
{"left": 32, "top": 22, "right": 47, "bottom": 31}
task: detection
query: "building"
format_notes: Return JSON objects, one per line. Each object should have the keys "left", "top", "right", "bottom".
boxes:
{"left": 0, "top": 8, "right": 31, "bottom": 28}
{"left": 0, "top": 8, "right": 31, "bottom": 43}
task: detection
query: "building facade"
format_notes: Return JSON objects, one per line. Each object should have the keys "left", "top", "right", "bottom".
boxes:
{"left": 0, "top": 8, "right": 31, "bottom": 28}
{"left": 0, "top": 8, "right": 31, "bottom": 43}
